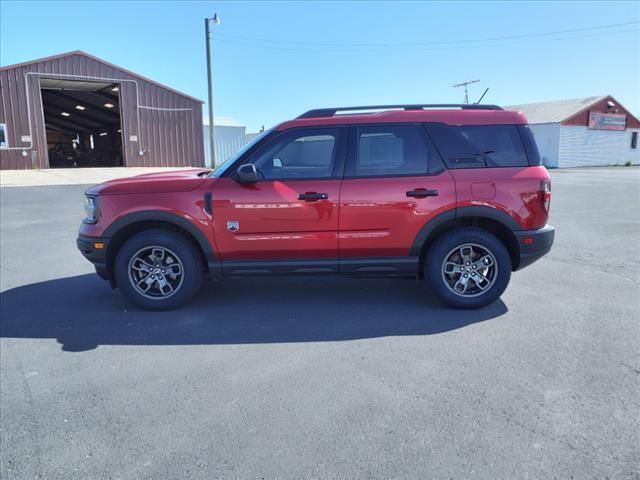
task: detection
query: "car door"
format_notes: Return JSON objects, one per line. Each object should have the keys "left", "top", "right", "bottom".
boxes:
{"left": 211, "top": 126, "right": 347, "bottom": 271}
{"left": 338, "top": 123, "right": 456, "bottom": 273}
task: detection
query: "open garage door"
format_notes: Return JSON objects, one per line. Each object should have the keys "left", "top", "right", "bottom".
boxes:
{"left": 40, "top": 78, "right": 124, "bottom": 168}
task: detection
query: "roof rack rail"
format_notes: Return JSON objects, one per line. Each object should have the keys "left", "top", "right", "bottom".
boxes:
{"left": 297, "top": 103, "right": 503, "bottom": 119}
{"left": 298, "top": 103, "right": 503, "bottom": 118}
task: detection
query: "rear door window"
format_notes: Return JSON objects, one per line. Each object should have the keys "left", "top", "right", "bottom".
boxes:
{"left": 426, "top": 124, "right": 529, "bottom": 168}
{"left": 348, "top": 124, "right": 442, "bottom": 177}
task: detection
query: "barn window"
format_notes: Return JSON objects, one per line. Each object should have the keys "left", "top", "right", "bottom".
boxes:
{"left": 632, "top": 132, "right": 638, "bottom": 149}
{"left": 0, "top": 123, "right": 7, "bottom": 148}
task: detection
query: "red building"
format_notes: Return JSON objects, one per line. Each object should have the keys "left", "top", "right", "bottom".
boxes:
{"left": 507, "top": 96, "right": 639, "bottom": 168}
{"left": 0, "top": 51, "right": 204, "bottom": 170}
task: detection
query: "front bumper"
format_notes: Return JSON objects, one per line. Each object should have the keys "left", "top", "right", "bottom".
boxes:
{"left": 514, "top": 224, "right": 555, "bottom": 270}
{"left": 76, "top": 234, "right": 111, "bottom": 281}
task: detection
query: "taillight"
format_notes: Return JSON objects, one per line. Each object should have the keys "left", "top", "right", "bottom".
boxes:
{"left": 540, "top": 179, "right": 551, "bottom": 212}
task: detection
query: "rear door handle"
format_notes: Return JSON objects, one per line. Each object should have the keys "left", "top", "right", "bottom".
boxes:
{"left": 298, "top": 192, "right": 328, "bottom": 201}
{"left": 406, "top": 189, "right": 439, "bottom": 198}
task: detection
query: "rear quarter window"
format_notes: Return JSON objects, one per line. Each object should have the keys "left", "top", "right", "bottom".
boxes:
{"left": 426, "top": 124, "right": 530, "bottom": 168}
{"left": 517, "top": 125, "right": 542, "bottom": 166}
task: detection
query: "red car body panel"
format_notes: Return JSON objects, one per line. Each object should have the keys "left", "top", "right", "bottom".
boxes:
{"left": 80, "top": 182, "right": 219, "bottom": 256}
{"left": 449, "top": 166, "right": 550, "bottom": 230}
{"left": 78, "top": 167, "right": 549, "bottom": 262}
{"left": 86, "top": 168, "right": 209, "bottom": 195}
{"left": 338, "top": 171, "right": 456, "bottom": 257}
{"left": 210, "top": 177, "right": 341, "bottom": 260}
{"left": 275, "top": 109, "right": 528, "bottom": 131}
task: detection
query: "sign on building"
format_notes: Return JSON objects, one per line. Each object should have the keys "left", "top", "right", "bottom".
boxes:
{"left": 588, "top": 112, "right": 627, "bottom": 131}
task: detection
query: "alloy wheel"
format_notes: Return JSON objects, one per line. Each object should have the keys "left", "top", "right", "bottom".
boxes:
{"left": 441, "top": 243, "right": 498, "bottom": 297}
{"left": 128, "top": 246, "right": 184, "bottom": 299}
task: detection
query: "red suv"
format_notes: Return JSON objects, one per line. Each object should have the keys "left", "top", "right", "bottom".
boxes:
{"left": 77, "top": 104, "right": 554, "bottom": 310}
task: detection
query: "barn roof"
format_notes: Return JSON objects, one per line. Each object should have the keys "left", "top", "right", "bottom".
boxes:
{"left": 0, "top": 50, "right": 203, "bottom": 103}
{"left": 505, "top": 96, "right": 609, "bottom": 124}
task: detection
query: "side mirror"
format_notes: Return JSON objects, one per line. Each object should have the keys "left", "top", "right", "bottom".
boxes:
{"left": 236, "top": 163, "right": 259, "bottom": 184}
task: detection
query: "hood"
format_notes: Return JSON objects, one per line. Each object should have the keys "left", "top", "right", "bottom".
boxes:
{"left": 86, "top": 168, "right": 211, "bottom": 195}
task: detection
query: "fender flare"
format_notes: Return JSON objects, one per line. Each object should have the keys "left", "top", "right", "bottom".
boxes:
{"left": 103, "top": 210, "right": 218, "bottom": 264}
{"left": 409, "top": 206, "right": 522, "bottom": 257}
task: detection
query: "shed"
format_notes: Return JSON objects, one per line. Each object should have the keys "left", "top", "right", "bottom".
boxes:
{"left": 0, "top": 51, "right": 204, "bottom": 170}
{"left": 507, "top": 95, "right": 639, "bottom": 168}
{"left": 203, "top": 116, "right": 246, "bottom": 167}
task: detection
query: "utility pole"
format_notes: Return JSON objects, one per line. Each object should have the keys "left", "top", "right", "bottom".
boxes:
{"left": 452, "top": 79, "right": 480, "bottom": 104}
{"left": 205, "top": 13, "right": 220, "bottom": 167}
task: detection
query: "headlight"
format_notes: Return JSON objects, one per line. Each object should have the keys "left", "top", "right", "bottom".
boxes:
{"left": 83, "top": 195, "right": 99, "bottom": 223}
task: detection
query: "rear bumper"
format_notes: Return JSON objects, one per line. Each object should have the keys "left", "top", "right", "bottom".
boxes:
{"left": 514, "top": 224, "right": 555, "bottom": 270}
{"left": 76, "top": 234, "right": 111, "bottom": 281}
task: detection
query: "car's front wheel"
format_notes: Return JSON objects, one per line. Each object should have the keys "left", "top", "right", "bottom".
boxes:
{"left": 114, "top": 229, "right": 203, "bottom": 310}
{"left": 425, "top": 227, "right": 512, "bottom": 309}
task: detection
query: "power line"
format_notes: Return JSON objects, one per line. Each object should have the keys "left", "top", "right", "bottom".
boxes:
{"left": 213, "top": 27, "right": 640, "bottom": 52}
{"left": 213, "top": 20, "right": 640, "bottom": 48}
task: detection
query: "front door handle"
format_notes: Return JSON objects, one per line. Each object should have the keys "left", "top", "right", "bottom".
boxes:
{"left": 406, "top": 189, "right": 439, "bottom": 198}
{"left": 298, "top": 192, "right": 328, "bottom": 201}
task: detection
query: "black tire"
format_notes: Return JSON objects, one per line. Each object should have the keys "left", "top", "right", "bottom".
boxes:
{"left": 425, "top": 227, "right": 511, "bottom": 309}
{"left": 114, "top": 229, "right": 203, "bottom": 310}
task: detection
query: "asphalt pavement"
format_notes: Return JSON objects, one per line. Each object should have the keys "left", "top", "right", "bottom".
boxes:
{"left": 1, "top": 167, "right": 638, "bottom": 479}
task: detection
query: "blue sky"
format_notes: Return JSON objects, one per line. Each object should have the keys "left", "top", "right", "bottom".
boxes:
{"left": 1, "top": 1, "right": 639, "bottom": 131}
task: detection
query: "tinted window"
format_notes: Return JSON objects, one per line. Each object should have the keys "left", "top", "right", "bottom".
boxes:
{"left": 518, "top": 125, "right": 541, "bottom": 166}
{"left": 427, "top": 124, "right": 529, "bottom": 168}
{"left": 212, "top": 130, "right": 271, "bottom": 178}
{"left": 353, "top": 125, "right": 435, "bottom": 176}
{"left": 251, "top": 129, "right": 340, "bottom": 179}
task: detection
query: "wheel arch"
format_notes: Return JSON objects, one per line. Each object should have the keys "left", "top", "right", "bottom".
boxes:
{"left": 412, "top": 207, "right": 522, "bottom": 274}
{"left": 103, "top": 211, "right": 218, "bottom": 285}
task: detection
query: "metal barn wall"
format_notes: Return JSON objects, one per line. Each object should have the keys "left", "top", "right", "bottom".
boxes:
{"left": 528, "top": 123, "right": 561, "bottom": 168}
{"left": 0, "top": 52, "right": 204, "bottom": 170}
{"left": 203, "top": 125, "right": 247, "bottom": 167}
{"left": 559, "top": 126, "right": 640, "bottom": 167}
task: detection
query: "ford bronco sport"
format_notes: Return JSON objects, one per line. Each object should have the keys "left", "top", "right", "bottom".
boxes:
{"left": 77, "top": 104, "right": 554, "bottom": 310}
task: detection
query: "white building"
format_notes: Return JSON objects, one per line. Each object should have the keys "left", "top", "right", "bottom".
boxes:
{"left": 507, "top": 96, "right": 639, "bottom": 168}
{"left": 203, "top": 117, "right": 246, "bottom": 167}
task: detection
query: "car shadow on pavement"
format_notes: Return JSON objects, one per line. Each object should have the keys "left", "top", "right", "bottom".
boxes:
{"left": 0, "top": 274, "right": 508, "bottom": 352}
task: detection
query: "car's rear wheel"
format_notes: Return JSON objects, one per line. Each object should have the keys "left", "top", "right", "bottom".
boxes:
{"left": 425, "top": 227, "right": 511, "bottom": 309}
{"left": 115, "top": 229, "right": 203, "bottom": 310}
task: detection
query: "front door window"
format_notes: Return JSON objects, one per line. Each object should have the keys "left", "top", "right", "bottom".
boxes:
{"left": 251, "top": 129, "right": 341, "bottom": 180}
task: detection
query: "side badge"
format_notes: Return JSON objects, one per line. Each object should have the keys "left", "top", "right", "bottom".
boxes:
{"left": 227, "top": 221, "right": 240, "bottom": 232}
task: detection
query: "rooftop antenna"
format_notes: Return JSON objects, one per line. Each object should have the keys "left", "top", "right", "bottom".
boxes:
{"left": 475, "top": 88, "right": 489, "bottom": 104}
{"left": 452, "top": 79, "right": 480, "bottom": 104}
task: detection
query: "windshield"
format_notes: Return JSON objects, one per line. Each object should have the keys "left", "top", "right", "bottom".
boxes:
{"left": 210, "top": 130, "right": 271, "bottom": 178}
